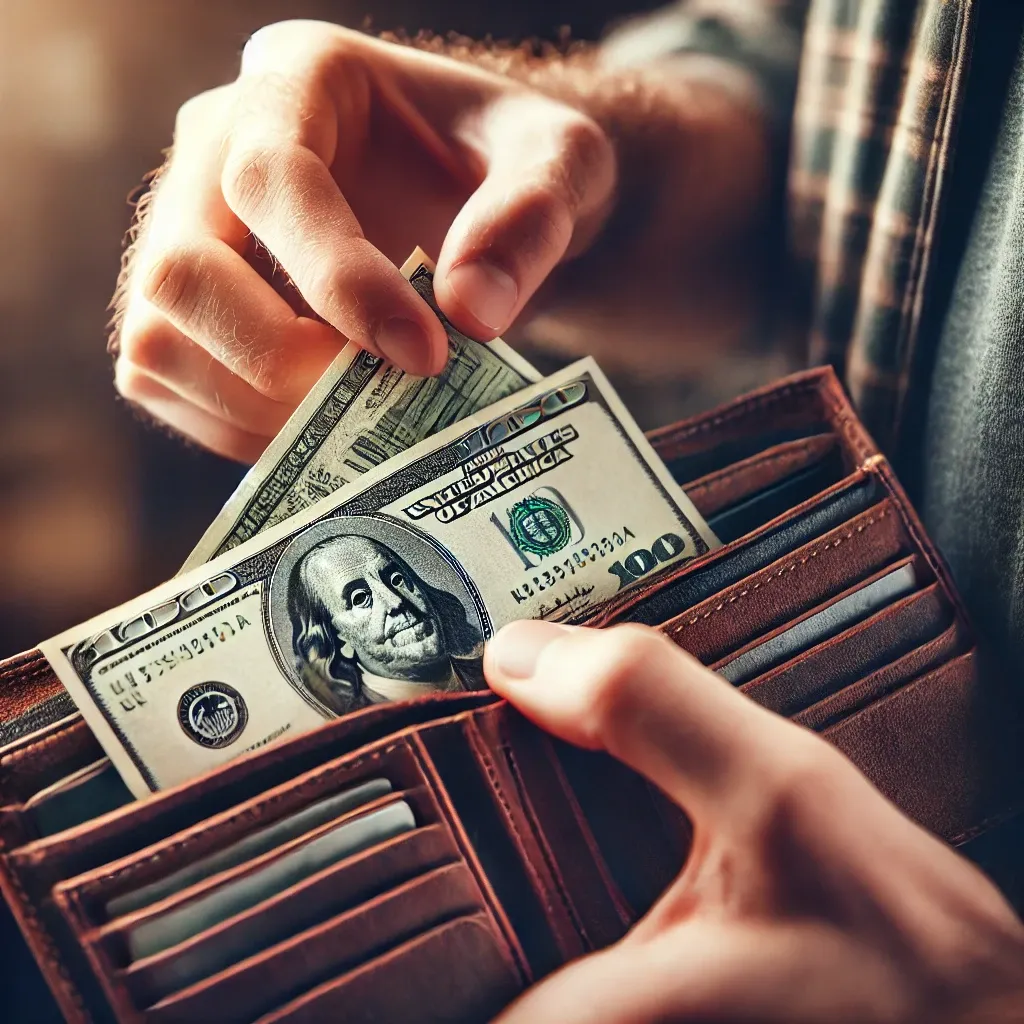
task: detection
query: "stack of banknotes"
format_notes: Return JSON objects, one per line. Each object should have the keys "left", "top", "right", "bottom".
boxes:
{"left": 40, "top": 249, "right": 720, "bottom": 799}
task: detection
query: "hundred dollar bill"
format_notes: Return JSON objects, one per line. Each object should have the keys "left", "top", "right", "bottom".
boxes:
{"left": 181, "top": 248, "right": 540, "bottom": 572}
{"left": 42, "top": 359, "right": 719, "bottom": 796}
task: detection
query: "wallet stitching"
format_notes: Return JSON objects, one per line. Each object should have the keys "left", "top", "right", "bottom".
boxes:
{"left": 72, "top": 741, "right": 405, "bottom": 896}
{"left": 669, "top": 507, "right": 893, "bottom": 632}
{"left": 3, "top": 862, "right": 91, "bottom": 1020}
{"left": 464, "top": 724, "right": 573, "bottom": 938}
{"left": 496, "top": 737, "right": 590, "bottom": 948}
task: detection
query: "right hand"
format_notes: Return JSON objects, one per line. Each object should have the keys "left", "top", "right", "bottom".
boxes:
{"left": 486, "top": 622, "right": 1024, "bottom": 1023}
{"left": 113, "top": 21, "right": 616, "bottom": 462}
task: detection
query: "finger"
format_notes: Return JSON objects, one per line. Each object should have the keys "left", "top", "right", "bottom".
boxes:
{"left": 116, "top": 364, "right": 270, "bottom": 464}
{"left": 434, "top": 91, "right": 615, "bottom": 338}
{"left": 221, "top": 41, "right": 449, "bottom": 374}
{"left": 117, "top": 307, "right": 294, "bottom": 439}
{"left": 484, "top": 622, "right": 813, "bottom": 824}
{"left": 135, "top": 235, "right": 344, "bottom": 406}
{"left": 123, "top": 86, "right": 347, "bottom": 411}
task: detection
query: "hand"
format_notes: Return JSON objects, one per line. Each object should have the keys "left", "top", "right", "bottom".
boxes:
{"left": 113, "top": 21, "right": 615, "bottom": 462}
{"left": 484, "top": 621, "right": 1024, "bottom": 1024}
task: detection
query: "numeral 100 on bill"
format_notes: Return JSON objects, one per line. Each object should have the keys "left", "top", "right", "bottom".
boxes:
{"left": 607, "top": 533, "right": 688, "bottom": 589}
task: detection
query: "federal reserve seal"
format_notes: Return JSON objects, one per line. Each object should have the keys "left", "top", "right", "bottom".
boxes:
{"left": 508, "top": 495, "right": 572, "bottom": 557}
{"left": 177, "top": 682, "right": 248, "bottom": 748}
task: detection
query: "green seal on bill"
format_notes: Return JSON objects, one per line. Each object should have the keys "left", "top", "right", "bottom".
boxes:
{"left": 508, "top": 496, "right": 572, "bottom": 557}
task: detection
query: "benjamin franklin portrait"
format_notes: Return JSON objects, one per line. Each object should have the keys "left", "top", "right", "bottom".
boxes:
{"left": 270, "top": 517, "right": 485, "bottom": 716}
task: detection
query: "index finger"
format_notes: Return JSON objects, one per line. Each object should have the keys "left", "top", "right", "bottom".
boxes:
{"left": 221, "top": 35, "right": 448, "bottom": 374}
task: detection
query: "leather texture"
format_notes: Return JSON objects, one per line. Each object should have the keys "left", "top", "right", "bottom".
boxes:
{"left": 0, "top": 367, "right": 1022, "bottom": 1024}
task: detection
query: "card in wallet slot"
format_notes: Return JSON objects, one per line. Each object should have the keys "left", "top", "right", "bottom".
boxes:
{"left": 740, "top": 583, "right": 952, "bottom": 717}
{"left": 249, "top": 913, "right": 523, "bottom": 1024}
{"left": 125, "top": 824, "right": 459, "bottom": 1006}
{"left": 659, "top": 498, "right": 910, "bottom": 664}
{"left": 144, "top": 864, "right": 499, "bottom": 1024}
{"left": 610, "top": 476, "right": 881, "bottom": 628}
{"left": 716, "top": 559, "right": 919, "bottom": 685}
{"left": 23, "top": 759, "right": 131, "bottom": 838}
{"left": 107, "top": 777, "right": 392, "bottom": 918}
{"left": 122, "top": 799, "right": 415, "bottom": 961}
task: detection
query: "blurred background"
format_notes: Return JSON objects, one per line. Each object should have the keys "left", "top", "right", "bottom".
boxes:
{"left": 0, "top": 0, "right": 789, "bottom": 662}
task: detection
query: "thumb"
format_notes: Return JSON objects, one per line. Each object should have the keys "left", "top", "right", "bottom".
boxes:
{"left": 484, "top": 621, "right": 813, "bottom": 828}
{"left": 433, "top": 91, "right": 616, "bottom": 338}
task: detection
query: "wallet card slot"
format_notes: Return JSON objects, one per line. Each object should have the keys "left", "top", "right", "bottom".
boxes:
{"left": 96, "top": 787, "right": 429, "bottom": 964}
{"left": 660, "top": 498, "right": 912, "bottom": 664}
{"left": 142, "top": 865, "right": 495, "bottom": 1024}
{"left": 592, "top": 473, "right": 881, "bottom": 629}
{"left": 20, "top": 759, "right": 132, "bottom": 840}
{"left": 796, "top": 620, "right": 969, "bottom": 732}
{"left": 683, "top": 434, "right": 838, "bottom": 518}
{"left": 647, "top": 368, "right": 875, "bottom": 480}
{"left": 248, "top": 913, "right": 524, "bottom": 1024}
{"left": 9, "top": 693, "right": 496, "bottom": 904}
{"left": 662, "top": 423, "right": 833, "bottom": 484}
{"left": 0, "top": 715, "right": 104, "bottom": 806}
{"left": 52, "top": 735, "right": 431, "bottom": 932}
{"left": 121, "top": 823, "right": 459, "bottom": 1007}
{"left": 705, "top": 449, "right": 847, "bottom": 546}
{"left": 738, "top": 583, "right": 952, "bottom": 717}
{"left": 714, "top": 557, "right": 921, "bottom": 686}
{"left": 416, "top": 719, "right": 574, "bottom": 978}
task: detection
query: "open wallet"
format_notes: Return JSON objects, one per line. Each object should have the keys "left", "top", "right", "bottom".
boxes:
{"left": 2, "top": 366, "right": 1024, "bottom": 1024}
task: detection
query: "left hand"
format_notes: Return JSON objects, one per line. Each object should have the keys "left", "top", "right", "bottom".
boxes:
{"left": 483, "top": 621, "right": 1024, "bottom": 1024}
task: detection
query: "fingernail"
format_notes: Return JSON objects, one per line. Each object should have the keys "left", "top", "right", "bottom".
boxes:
{"left": 489, "top": 620, "right": 571, "bottom": 680}
{"left": 375, "top": 317, "right": 433, "bottom": 374}
{"left": 446, "top": 260, "right": 518, "bottom": 332}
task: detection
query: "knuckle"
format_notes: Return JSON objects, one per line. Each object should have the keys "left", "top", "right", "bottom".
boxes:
{"left": 240, "top": 346, "right": 291, "bottom": 401}
{"left": 222, "top": 144, "right": 291, "bottom": 219}
{"left": 763, "top": 737, "right": 845, "bottom": 825}
{"left": 301, "top": 257, "right": 356, "bottom": 326}
{"left": 557, "top": 114, "right": 613, "bottom": 200}
{"left": 138, "top": 246, "right": 204, "bottom": 322}
{"left": 512, "top": 185, "right": 576, "bottom": 257}
{"left": 244, "top": 19, "right": 360, "bottom": 67}
{"left": 242, "top": 21, "right": 295, "bottom": 60}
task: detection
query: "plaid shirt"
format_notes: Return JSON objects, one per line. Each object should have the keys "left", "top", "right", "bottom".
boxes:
{"left": 607, "top": 0, "right": 974, "bottom": 452}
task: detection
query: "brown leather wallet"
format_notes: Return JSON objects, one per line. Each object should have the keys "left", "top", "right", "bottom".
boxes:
{"left": 2, "top": 367, "right": 1023, "bottom": 1024}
